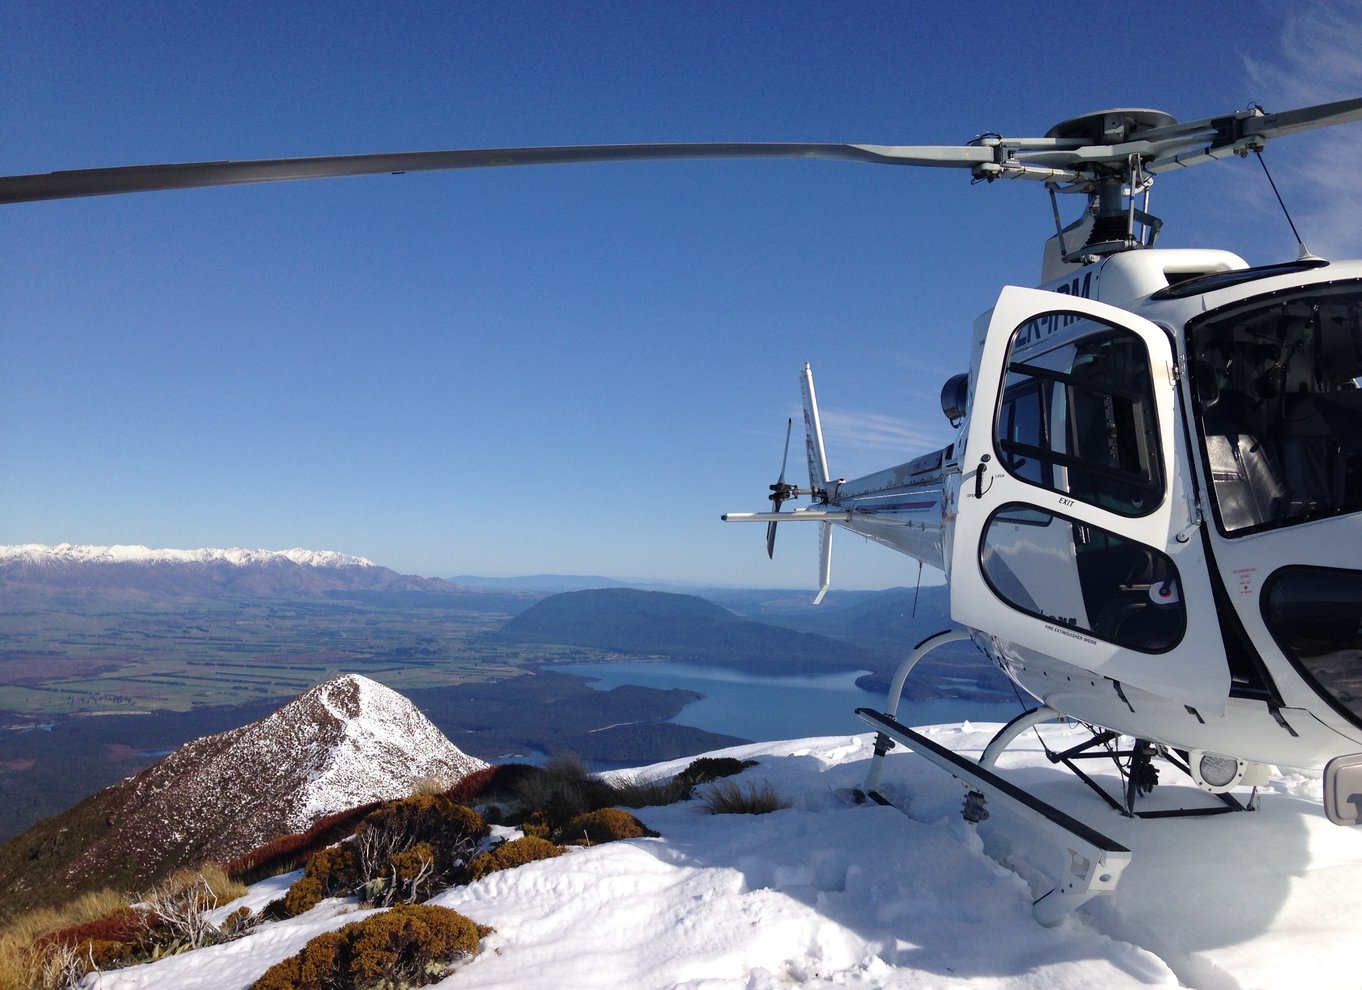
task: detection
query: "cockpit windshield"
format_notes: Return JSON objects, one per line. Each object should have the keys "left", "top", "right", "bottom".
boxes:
{"left": 1190, "top": 281, "right": 1362, "bottom": 534}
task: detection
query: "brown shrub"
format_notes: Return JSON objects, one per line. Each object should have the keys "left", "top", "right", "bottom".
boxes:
{"left": 441, "top": 764, "right": 505, "bottom": 804}
{"left": 468, "top": 836, "right": 565, "bottom": 881}
{"left": 346, "top": 904, "right": 485, "bottom": 986}
{"left": 358, "top": 795, "right": 488, "bottom": 863}
{"left": 274, "top": 796, "right": 492, "bottom": 916}
{"left": 276, "top": 837, "right": 366, "bottom": 918}
{"left": 34, "top": 908, "right": 149, "bottom": 953}
{"left": 307, "top": 843, "right": 362, "bottom": 895}
{"left": 249, "top": 904, "right": 488, "bottom": 990}
{"left": 557, "top": 808, "right": 658, "bottom": 846}
{"left": 250, "top": 930, "right": 343, "bottom": 990}
{"left": 518, "top": 810, "right": 551, "bottom": 840}
{"left": 226, "top": 801, "right": 382, "bottom": 882}
{"left": 280, "top": 874, "right": 326, "bottom": 918}
{"left": 676, "top": 757, "right": 757, "bottom": 788}
{"left": 369, "top": 842, "right": 439, "bottom": 906}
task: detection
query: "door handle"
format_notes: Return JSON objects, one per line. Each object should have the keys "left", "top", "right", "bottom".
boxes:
{"left": 974, "top": 454, "right": 991, "bottom": 498}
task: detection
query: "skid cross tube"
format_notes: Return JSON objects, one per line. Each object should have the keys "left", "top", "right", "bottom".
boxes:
{"left": 856, "top": 707, "right": 1132, "bottom": 926}
{"left": 1044, "top": 733, "right": 1247, "bottom": 818}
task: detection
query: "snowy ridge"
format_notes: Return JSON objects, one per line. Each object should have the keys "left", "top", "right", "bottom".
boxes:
{"left": 85, "top": 724, "right": 1362, "bottom": 989}
{"left": 293, "top": 675, "right": 488, "bottom": 825}
{"left": 12, "top": 675, "right": 488, "bottom": 898}
{"left": 0, "top": 543, "right": 375, "bottom": 568}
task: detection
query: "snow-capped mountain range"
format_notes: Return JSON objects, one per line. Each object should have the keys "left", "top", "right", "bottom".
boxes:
{"left": 1, "top": 674, "right": 487, "bottom": 912}
{"left": 0, "top": 544, "right": 377, "bottom": 569}
{"left": 0, "top": 543, "right": 454, "bottom": 598}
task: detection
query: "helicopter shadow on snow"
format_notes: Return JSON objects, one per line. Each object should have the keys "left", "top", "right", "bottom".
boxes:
{"left": 626, "top": 748, "right": 1182, "bottom": 982}
{"left": 885, "top": 733, "right": 1319, "bottom": 986}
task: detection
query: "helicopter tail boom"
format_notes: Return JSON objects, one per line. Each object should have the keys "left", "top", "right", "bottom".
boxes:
{"left": 725, "top": 362, "right": 951, "bottom": 600}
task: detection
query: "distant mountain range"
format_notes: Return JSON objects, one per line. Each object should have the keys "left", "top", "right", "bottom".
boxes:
{"left": 0, "top": 543, "right": 463, "bottom": 600}
{"left": 0, "top": 674, "right": 486, "bottom": 919}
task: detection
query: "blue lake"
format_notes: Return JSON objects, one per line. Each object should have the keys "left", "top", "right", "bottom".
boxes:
{"left": 542, "top": 660, "right": 1020, "bottom": 744}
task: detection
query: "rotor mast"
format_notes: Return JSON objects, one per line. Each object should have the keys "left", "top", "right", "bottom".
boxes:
{"left": 1038, "top": 109, "right": 1174, "bottom": 264}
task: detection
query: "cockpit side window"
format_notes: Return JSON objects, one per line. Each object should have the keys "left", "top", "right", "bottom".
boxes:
{"left": 995, "top": 321, "right": 1164, "bottom": 517}
{"left": 1190, "top": 282, "right": 1362, "bottom": 534}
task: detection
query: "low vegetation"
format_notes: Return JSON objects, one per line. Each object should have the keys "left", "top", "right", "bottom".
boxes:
{"left": 0, "top": 887, "right": 129, "bottom": 990}
{"left": 271, "top": 794, "right": 490, "bottom": 917}
{"left": 701, "top": 778, "right": 791, "bottom": 816}
{"left": 468, "top": 835, "right": 565, "bottom": 880}
{"left": 559, "top": 808, "right": 658, "bottom": 846}
{"left": 226, "top": 801, "right": 383, "bottom": 884}
{"left": 250, "top": 904, "right": 491, "bottom": 990}
{"left": 2, "top": 752, "right": 765, "bottom": 987}
{"left": 4, "top": 864, "right": 251, "bottom": 990}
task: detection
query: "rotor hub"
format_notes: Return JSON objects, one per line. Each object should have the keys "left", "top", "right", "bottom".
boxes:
{"left": 1045, "top": 108, "right": 1178, "bottom": 144}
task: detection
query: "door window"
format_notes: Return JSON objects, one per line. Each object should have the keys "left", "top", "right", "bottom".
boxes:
{"left": 997, "top": 324, "right": 1163, "bottom": 516}
{"left": 981, "top": 505, "right": 1186, "bottom": 652}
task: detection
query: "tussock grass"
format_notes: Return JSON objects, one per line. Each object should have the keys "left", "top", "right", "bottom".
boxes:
{"left": 0, "top": 887, "right": 131, "bottom": 990}
{"left": 0, "top": 863, "right": 249, "bottom": 990}
{"left": 700, "top": 779, "right": 791, "bottom": 816}
{"left": 608, "top": 773, "right": 692, "bottom": 809}
{"left": 510, "top": 752, "right": 616, "bottom": 821}
{"left": 181, "top": 862, "right": 249, "bottom": 907}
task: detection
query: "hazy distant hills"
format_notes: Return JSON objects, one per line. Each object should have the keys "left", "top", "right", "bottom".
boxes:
{"left": 742, "top": 585, "right": 955, "bottom": 653}
{"left": 495, "top": 585, "right": 1011, "bottom": 700}
{"left": 497, "top": 588, "right": 886, "bottom": 675}
{"left": 450, "top": 574, "right": 634, "bottom": 592}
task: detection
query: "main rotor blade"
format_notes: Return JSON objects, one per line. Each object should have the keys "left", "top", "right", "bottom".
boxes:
{"left": 0, "top": 142, "right": 994, "bottom": 205}
{"left": 10, "top": 97, "right": 1359, "bottom": 205}
{"left": 1142, "top": 96, "right": 1362, "bottom": 175}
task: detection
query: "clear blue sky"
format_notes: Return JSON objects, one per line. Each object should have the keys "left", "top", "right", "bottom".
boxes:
{"left": 4, "top": 1, "right": 1361, "bottom": 588}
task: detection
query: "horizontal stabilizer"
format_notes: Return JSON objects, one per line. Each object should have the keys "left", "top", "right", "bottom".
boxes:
{"left": 721, "top": 511, "right": 853, "bottom": 523}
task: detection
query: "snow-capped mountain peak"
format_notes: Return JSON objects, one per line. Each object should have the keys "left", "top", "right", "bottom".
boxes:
{"left": 285, "top": 674, "right": 489, "bottom": 824}
{"left": 0, "top": 674, "right": 488, "bottom": 906}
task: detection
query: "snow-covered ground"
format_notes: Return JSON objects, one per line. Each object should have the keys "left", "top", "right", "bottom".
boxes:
{"left": 86, "top": 722, "right": 1362, "bottom": 989}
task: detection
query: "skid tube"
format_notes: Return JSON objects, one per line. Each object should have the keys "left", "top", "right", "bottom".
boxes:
{"left": 855, "top": 707, "right": 1132, "bottom": 926}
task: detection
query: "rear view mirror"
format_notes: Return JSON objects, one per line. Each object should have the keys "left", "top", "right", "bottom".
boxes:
{"left": 1322, "top": 753, "right": 1362, "bottom": 825}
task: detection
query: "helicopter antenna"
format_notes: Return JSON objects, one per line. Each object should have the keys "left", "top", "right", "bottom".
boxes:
{"left": 1253, "top": 147, "right": 1321, "bottom": 261}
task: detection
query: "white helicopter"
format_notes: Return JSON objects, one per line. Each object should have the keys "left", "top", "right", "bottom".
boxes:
{"left": 7, "top": 96, "right": 1362, "bottom": 922}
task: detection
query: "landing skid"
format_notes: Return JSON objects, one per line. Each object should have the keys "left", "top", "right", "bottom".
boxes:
{"left": 852, "top": 626, "right": 1264, "bottom": 923}
{"left": 855, "top": 707, "right": 1132, "bottom": 926}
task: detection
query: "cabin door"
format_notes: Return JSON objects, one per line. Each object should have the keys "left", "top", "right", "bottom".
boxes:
{"left": 950, "top": 285, "right": 1229, "bottom": 712}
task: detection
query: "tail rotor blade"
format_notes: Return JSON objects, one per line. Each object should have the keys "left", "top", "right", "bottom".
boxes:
{"left": 775, "top": 417, "right": 793, "bottom": 489}
{"left": 765, "top": 419, "right": 795, "bottom": 559}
